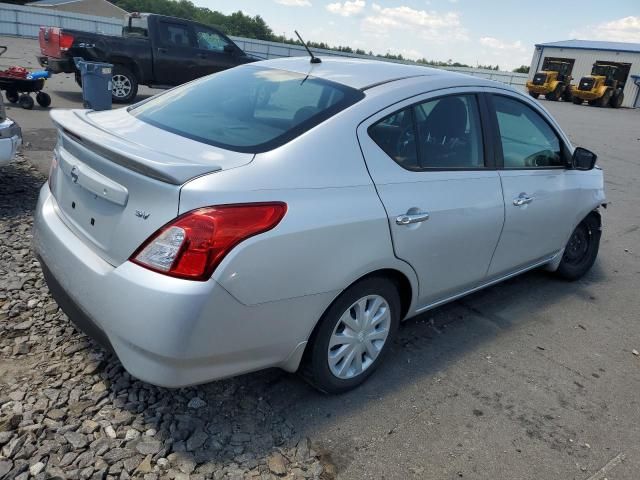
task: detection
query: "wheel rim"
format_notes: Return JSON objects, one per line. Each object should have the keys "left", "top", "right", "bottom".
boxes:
{"left": 112, "top": 74, "right": 132, "bottom": 98}
{"left": 563, "top": 224, "right": 591, "bottom": 266}
{"left": 328, "top": 295, "right": 391, "bottom": 380}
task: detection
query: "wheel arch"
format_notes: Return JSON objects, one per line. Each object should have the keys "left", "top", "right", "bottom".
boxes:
{"left": 108, "top": 57, "right": 141, "bottom": 82}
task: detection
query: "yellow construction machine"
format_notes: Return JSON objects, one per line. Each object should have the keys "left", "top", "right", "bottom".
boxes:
{"left": 526, "top": 60, "right": 573, "bottom": 101}
{"left": 572, "top": 63, "right": 626, "bottom": 108}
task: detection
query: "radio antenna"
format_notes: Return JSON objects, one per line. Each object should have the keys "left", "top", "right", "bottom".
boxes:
{"left": 295, "top": 30, "right": 321, "bottom": 64}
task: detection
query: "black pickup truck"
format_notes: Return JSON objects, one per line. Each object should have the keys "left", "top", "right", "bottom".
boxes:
{"left": 38, "top": 13, "right": 258, "bottom": 103}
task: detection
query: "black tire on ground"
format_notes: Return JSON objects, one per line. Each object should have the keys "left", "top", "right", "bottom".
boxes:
{"left": 5, "top": 90, "right": 19, "bottom": 103}
{"left": 572, "top": 96, "right": 583, "bottom": 105}
{"left": 562, "top": 86, "right": 573, "bottom": 102}
{"left": 111, "top": 65, "right": 138, "bottom": 104}
{"left": 36, "top": 91, "right": 51, "bottom": 108}
{"left": 598, "top": 90, "right": 612, "bottom": 107}
{"left": 545, "top": 84, "right": 563, "bottom": 101}
{"left": 588, "top": 99, "right": 598, "bottom": 106}
{"left": 609, "top": 89, "right": 624, "bottom": 108}
{"left": 301, "top": 276, "right": 401, "bottom": 394}
{"left": 555, "top": 213, "right": 601, "bottom": 281}
{"left": 18, "top": 94, "right": 34, "bottom": 110}
{"left": 528, "top": 91, "right": 539, "bottom": 99}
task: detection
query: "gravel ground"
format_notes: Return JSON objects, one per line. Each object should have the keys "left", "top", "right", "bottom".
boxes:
{"left": 0, "top": 157, "right": 329, "bottom": 480}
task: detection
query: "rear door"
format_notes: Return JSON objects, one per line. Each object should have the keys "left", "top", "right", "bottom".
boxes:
{"left": 191, "top": 24, "right": 242, "bottom": 78}
{"left": 358, "top": 89, "right": 505, "bottom": 307}
{"left": 152, "top": 19, "right": 197, "bottom": 85}
{"left": 485, "top": 91, "right": 579, "bottom": 277}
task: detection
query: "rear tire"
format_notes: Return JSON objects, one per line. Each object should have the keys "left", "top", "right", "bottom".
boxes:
{"left": 609, "top": 89, "right": 624, "bottom": 108}
{"left": 572, "top": 96, "right": 583, "bottom": 105}
{"left": 111, "top": 65, "right": 138, "bottom": 104}
{"left": 555, "top": 214, "right": 601, "bottom": 281}
{"left": 588, "top": 99, "right": 598, "bottom": 106}
{"left": 562, "top": 86, "right": 573, "bottom": 102}
{"left": 528, "top": 91, "right": 539, "bottom": 99}
{"left": 545, "top": 84, "right": 562, "bottom": 101}
{"left": 301, "top": 277, "right": 401, "bottom": 394}
{"left": 598, "top": 90, "right": 612, "bottom": 107}
{"left": 19, "top": 94, "right": 34, "bottom": 110}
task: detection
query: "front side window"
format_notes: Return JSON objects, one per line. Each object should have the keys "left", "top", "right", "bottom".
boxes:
{"left": 130, "top": 66, "right": 364, "bottom": 153}
{"left": 194, "top": 27, "right": 230, "bottom": 52}
{"left": 493, "top": 95, "right": 564, "bottom": 168}
{"left": 159, "top": 22, "right": 193, "bottom": 48}
{"left": 368, "top": 94, "right": 484, "bottom": 170}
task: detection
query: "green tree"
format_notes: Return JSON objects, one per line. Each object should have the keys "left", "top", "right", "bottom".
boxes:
{"left": 512, "top": 65, "right": 530, "bottom": 73}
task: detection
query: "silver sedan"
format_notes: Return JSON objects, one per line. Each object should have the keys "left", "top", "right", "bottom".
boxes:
{"left": 33, "top": 57, "right": 605, "bottom": 393}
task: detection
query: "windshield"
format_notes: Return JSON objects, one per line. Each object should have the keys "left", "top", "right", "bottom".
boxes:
{"left": 130, "top": 66, "right": 364, "bottom": 153}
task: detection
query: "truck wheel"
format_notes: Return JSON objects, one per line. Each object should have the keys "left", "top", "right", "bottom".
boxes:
{"left": 598, "top": 90, "right": 612, "bottom": 108}
{"left": 528, "top": 91, "right": 539, "bottom": 99}
{"left": 588, "top": 100, "right": 598, "bottom": 106}
{"left": 562, "top": 87, "right": 573, "bottom": 102}
{"left": 112, "top": 65, "right": 138, "bottom": 104}
{"left": 545, "top": 85, "right": 562, "bottom": 101}
{"left": 609, "top": 89, "right": 624, "bottom": 108}
{"left": 572, "top": 97, "right": 583, "bottom": 105}
{"left": 19, "top": 94, "right": 34, "bottom": 110}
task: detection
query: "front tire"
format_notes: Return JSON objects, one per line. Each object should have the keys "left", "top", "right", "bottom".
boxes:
{"left": 555, "top": 214, "right": 601, "bottom": 281}
{"left": 302, "top": 277, "right": 401, "bottom": 394}
{"left": 528, "top": 91, "right": 539, "bottom": 99}
{"left": 111, "top": 65, "right": 138, "bottom": 104}
{"left": 572, "top": 96, "right": 583, "bottom": 105}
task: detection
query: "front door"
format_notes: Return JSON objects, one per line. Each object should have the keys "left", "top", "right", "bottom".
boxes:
{"left": 153, "top": 20, "right": 198, "bottom": 86}
{"left": 486, "top": 93, "right": 579, "bottom": 277}
{"left": 359, "top": 91, "right": 504, "bottom": 307}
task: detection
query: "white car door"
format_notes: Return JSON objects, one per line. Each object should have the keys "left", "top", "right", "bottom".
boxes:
{"left": 358, "top": 90, "right": 504, "bottom": 308}
{"left": 485, "top": 92, "right": 581, "bottom": 278}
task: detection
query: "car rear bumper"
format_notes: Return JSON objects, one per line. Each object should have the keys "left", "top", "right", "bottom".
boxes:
{"left": 0, "top": 119, "right": 22, "bottom": 166}
{"left": 33, "top": 185, "right": 332, "bottom": 387}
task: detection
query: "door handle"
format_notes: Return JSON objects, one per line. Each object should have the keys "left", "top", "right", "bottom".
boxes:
{"left": 157, "top": 47, "right": 168, "bottom": 54}
{"left": 513, "top": 194, "right": 534, "bottom": 207}
{"left": 396, "top": 211, "right": 430, "bottom": 225}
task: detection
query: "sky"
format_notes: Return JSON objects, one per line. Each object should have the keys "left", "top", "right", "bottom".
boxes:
{"left": 192, "top": 0, "right": 640, "bottom": 70}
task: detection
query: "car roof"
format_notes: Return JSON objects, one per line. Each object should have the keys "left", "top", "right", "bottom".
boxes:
{"left": 256, "top": 56, "right": 493, "bottom": 90}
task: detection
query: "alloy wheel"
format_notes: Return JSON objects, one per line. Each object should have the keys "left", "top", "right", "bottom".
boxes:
{"left": 112, "top": 74, "right": 132, "bottom": 99}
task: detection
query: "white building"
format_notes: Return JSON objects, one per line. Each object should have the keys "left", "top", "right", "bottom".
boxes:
{"left": 529, "top": 39, "right": 640, "bottom": 108}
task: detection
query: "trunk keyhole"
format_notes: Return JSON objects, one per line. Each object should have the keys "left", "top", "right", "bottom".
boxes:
{"left": 90, "top": 218, "right": 95, "bottom": 226}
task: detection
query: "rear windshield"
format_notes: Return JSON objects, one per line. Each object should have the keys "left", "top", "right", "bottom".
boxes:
{"left": 129, "top": 66, "right": 365, "bottom": 153}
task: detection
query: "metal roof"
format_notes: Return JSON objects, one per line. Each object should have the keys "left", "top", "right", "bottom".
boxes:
{"left": 535, "top": 39, "right": 640, "bottom": 54}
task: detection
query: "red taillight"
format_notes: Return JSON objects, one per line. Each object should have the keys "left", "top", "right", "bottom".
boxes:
{"left": 59, "top": 32, "right": 74, "bottom": 51}
{"left": 130, "top": 203, "right": 287, "bottom": 281}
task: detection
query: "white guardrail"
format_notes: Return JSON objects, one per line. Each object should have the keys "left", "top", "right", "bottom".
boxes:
{"left": 0, "top": 3, "right": 528, "bottom": 88}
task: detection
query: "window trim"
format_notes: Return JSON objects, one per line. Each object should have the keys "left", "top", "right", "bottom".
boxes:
{"left": 486, "top": 93, "right": 572, "bottom": 171}
{"left": 367, "top": 92, "right": 492, "bottom": 172}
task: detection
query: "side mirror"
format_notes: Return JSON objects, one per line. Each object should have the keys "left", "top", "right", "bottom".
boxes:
{"left": 223, "top": 44, "right": 235, "bottom": 54}
{"left": 571, "top": 147, "right": 597, "bottom": 171}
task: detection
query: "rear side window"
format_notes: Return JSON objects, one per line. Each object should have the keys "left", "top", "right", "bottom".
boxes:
{"left": 130, "top": 66, "right": 364, "bottom": 153}
{"left": 158, "top": 22, "right": 193, "bottom": 48}
{"left": 369, "top": 94, "right": 484, "bottom": 170}
{"left": 493, "top": 95, "right": 564, "bottom": 168}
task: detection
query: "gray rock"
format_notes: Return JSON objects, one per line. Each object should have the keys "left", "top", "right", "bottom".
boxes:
{"left": 186, "top": 431, "right": 208, "bottom": 452}
{"left": 65, "top": 431, "right": 88, "bottom": 449}
{"left": 103, "top": 448, "right": 132, "bottom": 465}
{"left": 30, "top": 462, "right": 46, "bottom": 476}
{"left": 187, "top": 397, "right": 207, "bottom": 409}
{"left": 0, "top": 460, "right": 13, "bottom": 477}
{"left": 135, "top": 438, "right": 162, "bottom": 456}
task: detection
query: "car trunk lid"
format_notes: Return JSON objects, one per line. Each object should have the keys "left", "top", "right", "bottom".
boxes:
{"left": 49, "top": 108, "right": 253, "bottom": 266}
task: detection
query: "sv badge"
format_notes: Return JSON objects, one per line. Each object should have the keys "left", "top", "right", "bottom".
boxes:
{"left": 135, "top": 210, "right": 151, "bottom": 220}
